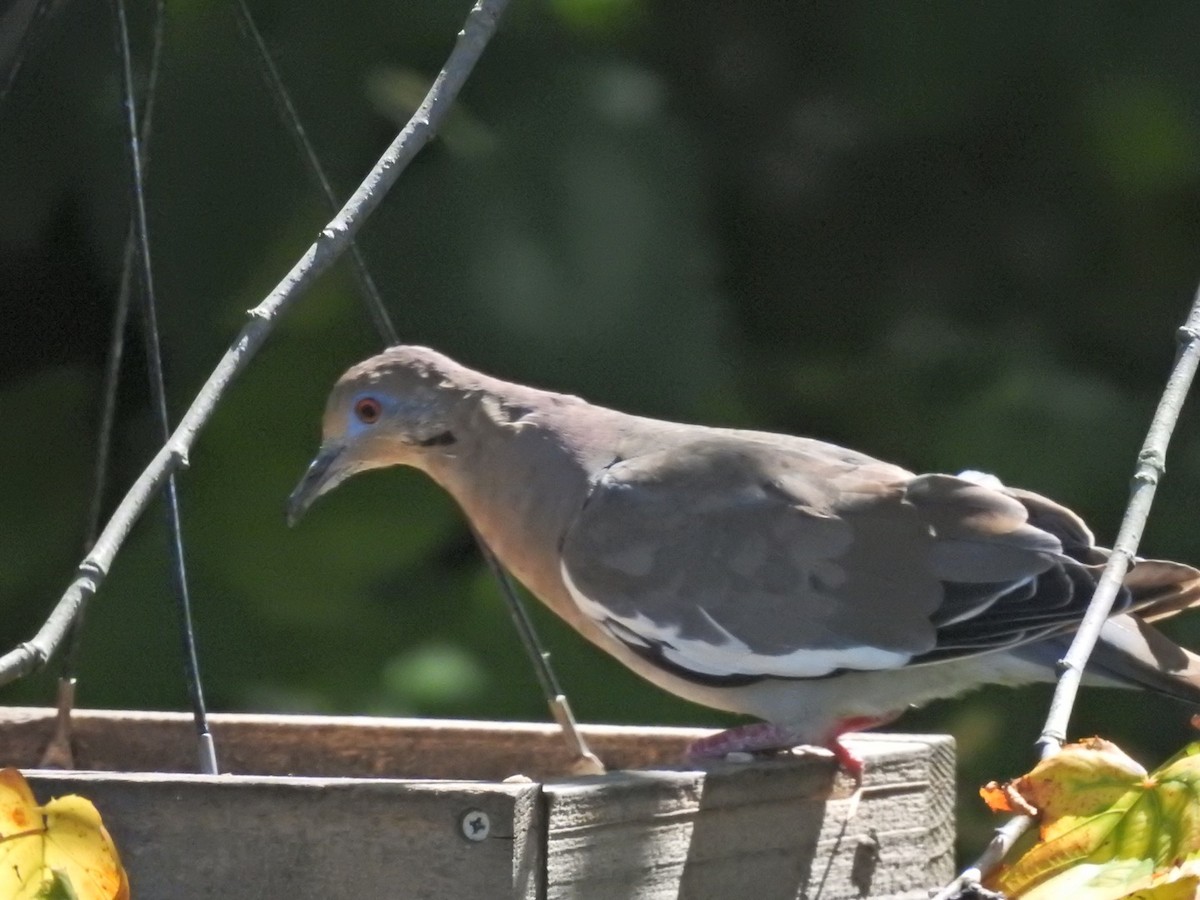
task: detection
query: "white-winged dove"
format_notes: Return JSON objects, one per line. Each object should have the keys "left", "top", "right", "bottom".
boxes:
{"left": 288, "top": 345, "right": 1200, "bottom": 769}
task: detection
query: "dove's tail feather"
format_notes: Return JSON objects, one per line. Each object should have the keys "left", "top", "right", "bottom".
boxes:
{"left": 1078, "top": 555, "right": 1200, "bottom": 705}
{"left": 1123, "top": 557, "right": 1200, "bottom": 622}
{"left": 1088, "top": 612, "right": 1200, "bottom": 706}
{"left": 1001, "top": 552, "right": 1200, "bottom": 705}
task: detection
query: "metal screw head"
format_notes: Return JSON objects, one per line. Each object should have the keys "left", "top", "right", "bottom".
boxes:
{"left": 460, "top": 809, "right": 490, "bottom": 842}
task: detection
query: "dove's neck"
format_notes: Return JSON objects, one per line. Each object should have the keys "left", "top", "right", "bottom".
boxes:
{"left": 420, "top": 381, "right": 626, "bottom": 634}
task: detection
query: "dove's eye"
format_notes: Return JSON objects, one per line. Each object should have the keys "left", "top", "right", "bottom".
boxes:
{"left": 354, "top": 396, "right": 383, "bottom": 425}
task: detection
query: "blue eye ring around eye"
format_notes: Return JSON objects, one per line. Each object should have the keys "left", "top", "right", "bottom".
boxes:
{"left": 354, "top": 396, "right": 383, "bottom": 425}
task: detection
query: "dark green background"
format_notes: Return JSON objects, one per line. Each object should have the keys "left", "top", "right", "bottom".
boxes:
{"left": 4, "top": 0, "right": 1200, "bottom": 849}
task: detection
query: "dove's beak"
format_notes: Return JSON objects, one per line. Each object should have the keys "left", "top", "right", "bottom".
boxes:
{"left": 286, "top": 443, "right": 348, "bottom": 526}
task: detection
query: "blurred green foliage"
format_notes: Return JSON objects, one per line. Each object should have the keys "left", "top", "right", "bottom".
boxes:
{"left": 3, "top": 0, "right": 1200, "bottom": 853}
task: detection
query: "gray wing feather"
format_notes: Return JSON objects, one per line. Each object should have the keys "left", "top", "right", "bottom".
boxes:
{"left": 560, "top": 437, "right": 1087, "bottom": 681}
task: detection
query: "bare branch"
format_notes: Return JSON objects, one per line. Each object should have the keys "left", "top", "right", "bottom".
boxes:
{"left": 0, "top": 0, "right": 511, "bottom": 688}
{"left": 932, "top": 282, "right": 1200, "bottom": 898}
{"left": 929, "top": 815, "right": 1031, "bottom": 900}
{"left": 1038, "top": 289, "right": 1200, "bottom": 755}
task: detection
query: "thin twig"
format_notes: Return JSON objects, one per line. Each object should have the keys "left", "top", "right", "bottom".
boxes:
{"left": 929, "top": 815, "right": 1032, "bottom": 900}
{"left": 0, "top": 0, "right": 511, "bottom": 689}
{"left": 1038, "top": 288, "right": 1200, "bottom": 755}
{"left": 932, "top": 282, "right": 1200, "bottom": 898}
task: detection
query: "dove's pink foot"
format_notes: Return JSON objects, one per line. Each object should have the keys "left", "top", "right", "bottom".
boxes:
{"left": 686, "top": 713, "right": 902, "bottom": 782}
{"left": 685, "top": 722, "right": 805, "bottom": 761}
{"left": 820, "top": 716, "right": 887, "bottom": 780}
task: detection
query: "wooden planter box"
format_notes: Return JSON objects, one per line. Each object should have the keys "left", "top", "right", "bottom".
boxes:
{"left": 0, "top": 707, "right": 953, "bottom": 898}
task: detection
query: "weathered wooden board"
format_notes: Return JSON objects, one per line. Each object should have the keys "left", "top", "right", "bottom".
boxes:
{"left": 0, "top": 707, "right": 701, "bottom": 780}
{"left": 0, "top": 708, "right": 954, "bottom": 899}
{"left": 25, "top": 771, "right": 541, "bottom": 899}
{"left": 543, "top": 734, "right": 954, "bottom": 900}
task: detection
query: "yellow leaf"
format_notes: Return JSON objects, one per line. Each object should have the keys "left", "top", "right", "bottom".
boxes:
{"left": 0, "top": 768, "right": 46, "bottom": 899}
{"left": 1125, "top": 853, "right": 1200, "bottom": 899}
{"left": 983, "top": 741, "right": 1200, "bottom": 897}
{"left": 1124, "top": 876, "right": 1200, "bottom": 900}
{"left": 42, "top": 797, "right": 128, "bottom": 900}
{"left": 981, "top": 779, "right": 1038, "bottom": 815}
{"left": 1019, "top": 858, "right": 1154, "bottom": 900}
{"left": 0, "top": 769, "right": 128, "bottom": 900}
{"left": 1004, "top": 738, "right": 1148, "bottom": 842}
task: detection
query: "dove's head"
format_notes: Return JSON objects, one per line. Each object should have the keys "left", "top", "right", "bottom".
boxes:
{"left": 287, "top": 345, "right": 469, "bottom": 525}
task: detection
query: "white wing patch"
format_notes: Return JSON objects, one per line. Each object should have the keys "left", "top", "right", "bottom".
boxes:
{"left": 561, "top": 561, "right": 911, "bottom": 678}
{"left": 956, "top": 469, "right": 1004, "bottom": 489}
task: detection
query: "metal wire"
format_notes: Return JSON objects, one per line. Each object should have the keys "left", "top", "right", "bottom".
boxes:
{"left": 232, "top": 0, "right": 398, "bottom": 346}
{"left": 42, "top": 0, "right": 170, "bottom": 771}
{"left": 232, "top": 0, "right": 596, "bottom": 768}
{"left": 112, "top": 0, "right": 217, "bottom": 775}
{"left": 0, "top": 0, "right": 59, "bottom": 108}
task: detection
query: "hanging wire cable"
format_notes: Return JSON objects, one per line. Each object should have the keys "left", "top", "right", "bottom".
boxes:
{"left": 38, "top": 263, "right": 133, "bottom": 769}
{"left": 233, "top": 0, "right": 599, "bottom": 770}
{"left": 41, "top": 0, "right": 169, "bottom": 770}
{"left": 111, "top": 0, "right": 217, "bottom": 775}
{"left": 0, "top": 0, "right": 508, "bottom": 696}
{"left": 0, "top": 0, "right": 59, "bottom": 108}
{"left": 232, "top": 0, "right": 398, "bottom": 346}
{"left": 473, "top": 527, "right": 603, "bottom": 772}
{"left": 0, "top": 0, "right": 512, "bottom": 697}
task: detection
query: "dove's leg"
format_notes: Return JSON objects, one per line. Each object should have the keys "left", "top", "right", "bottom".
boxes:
{"left": 685, "top": 713, "right": 902, "bottom": 780}
{"left": 685, "top": 722, "right": 805, "bottom": 761}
